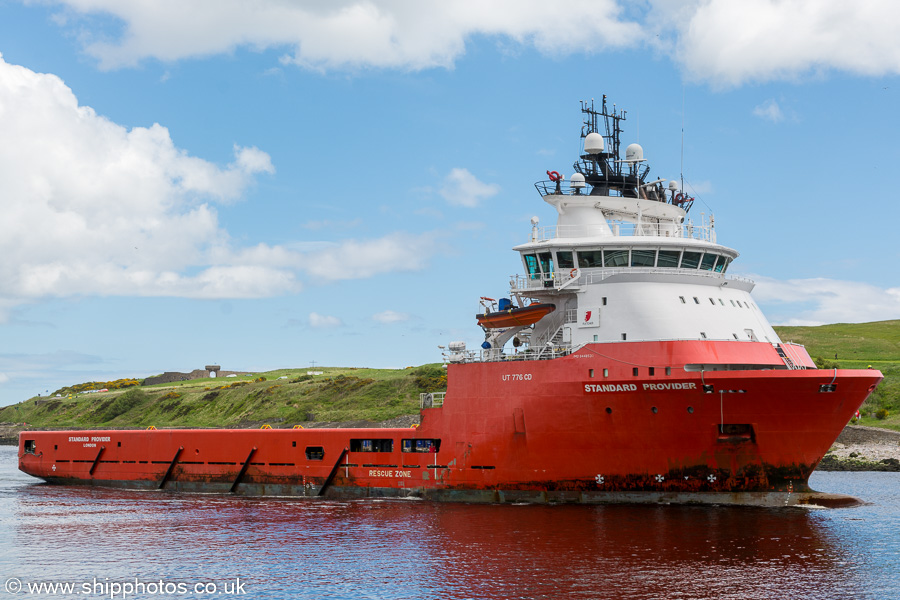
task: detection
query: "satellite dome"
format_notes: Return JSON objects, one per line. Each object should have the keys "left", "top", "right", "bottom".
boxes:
{"left": 625, "top": 143, "right": 644, "bottom": 162}
{"left": 584, "top": 132, "right": 605, "bottom": 154}
{"left": 570, "top": 173, "right": 586, "bottom": 188}
{"left": 668, "top": 180, "right": 679, "bottom": 191}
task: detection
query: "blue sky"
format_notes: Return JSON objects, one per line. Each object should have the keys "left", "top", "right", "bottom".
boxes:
{"left": 0, "top": 0, "right": 898, "bottom": 405}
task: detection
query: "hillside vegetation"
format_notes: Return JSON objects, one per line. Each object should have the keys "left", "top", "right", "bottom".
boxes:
{"left": 774, "top": 320, "right": 900, "bottom": 431}
{"left": 0, "top": 365, "right": 447, "bottom": 430}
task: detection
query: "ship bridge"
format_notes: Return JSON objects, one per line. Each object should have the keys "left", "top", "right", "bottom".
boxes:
{"left": 463, "top": 97, "right": 782, "bottom": 365}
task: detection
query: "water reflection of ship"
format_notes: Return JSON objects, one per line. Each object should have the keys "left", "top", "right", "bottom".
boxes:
{"left": 12, "top": 481, "right": 862, "bottom": 600}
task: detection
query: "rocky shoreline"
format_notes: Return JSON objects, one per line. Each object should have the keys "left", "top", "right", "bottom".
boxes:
{"left": 3, "top": 422, "right": 898, "bottom": 471}
{"left": 819, "top": 425, "right": 900, "bottom": 471}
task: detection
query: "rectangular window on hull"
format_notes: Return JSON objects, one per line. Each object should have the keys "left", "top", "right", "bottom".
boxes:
{"left": 351, "top": 439, "right": 394, "bottom": 453}
{"left": 657, "top": 250, "right": 681, "bottom": 267}
{"left": 305, "top": 446, "right": 325, "bottom": 460}
{"left": 577, "top": 250, "right": 603, "bottom": 268}
{"left": 604, "top": 249, "right": 630, "bottom": 267}
{"left": 556, "top": 251, "right": 574, "bottom": 269}
{"left": 402, "top": 439, "right": 441, "bottom": 453}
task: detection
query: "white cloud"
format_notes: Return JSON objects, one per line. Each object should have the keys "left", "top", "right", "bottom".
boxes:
{"left": 30, "top": 1, "right": 900, "bottom": 87}
{"left": 0, "top": 54, "right": 440, "bottom": 318}
{"left": 665, "top": 0, "right": 900, "bottom": 86}
{"left": 751, "top": 275, "right": 900, "bottom": 326}
{"left": 302, "top": 233, "right": 438, "bottom": 281}
{"left": 439, "top": 168, "right": 500, "bottom": 208}
{"left": 753, "top": 99, "right": 783, "bottom": 123}
{"left": 0, "top": 53, "right": 283, "bottom": 309}
{"left": 373, "top": 310, "right": 410, "bottom": 324}
{"left": 309, "top": 312, "right": 343, "bottom": 328}
{"left": 49, "top": 0, "right": 641, "bottom": 71}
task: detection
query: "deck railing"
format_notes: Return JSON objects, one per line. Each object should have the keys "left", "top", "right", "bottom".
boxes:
{"left": 530, "top": 221, "right": 715, "bottom": 243}
{"left": 512, "top": 268, "right": 754, "bottom": 292}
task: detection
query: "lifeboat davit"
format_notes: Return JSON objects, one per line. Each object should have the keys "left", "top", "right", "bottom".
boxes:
{"left": 476, "top": 303, "right": 556, "bottom": 329}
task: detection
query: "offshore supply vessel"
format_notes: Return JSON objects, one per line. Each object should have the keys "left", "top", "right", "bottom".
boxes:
{"left": 19, "top": 98, "right": 883, "bottom": 506}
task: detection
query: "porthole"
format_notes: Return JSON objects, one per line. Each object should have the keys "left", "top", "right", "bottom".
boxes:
{"left": 687, "top": 406, "right": 694, "bottom": 414}
{"left": 605, "top": 407, "right": 612, "bottom": 414}
{"left": 651, "top": 406, "right": 658, "bottom": 414}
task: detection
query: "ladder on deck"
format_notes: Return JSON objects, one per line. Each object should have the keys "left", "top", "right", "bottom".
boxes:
{"left": 775, "top": 344, "right": 799, "bottom": 370}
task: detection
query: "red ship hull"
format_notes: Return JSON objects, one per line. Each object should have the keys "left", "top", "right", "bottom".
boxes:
{"left": 17, "top": 341, "right": 882, "bottom": 507}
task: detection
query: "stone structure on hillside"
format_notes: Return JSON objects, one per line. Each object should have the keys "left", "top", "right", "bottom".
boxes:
{"left": 143, "top": 366, "right": 251, "bottom": 386}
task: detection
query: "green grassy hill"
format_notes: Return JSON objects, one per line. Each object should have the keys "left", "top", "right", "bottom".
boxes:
{"left": 774, "top": 320, "right": 900, "bottom": 431}
{"left": 0, "top": 365, "right": 447, "bottom": 430}
{"left": 775, "top": 320, "right": 900, "bottom": 363}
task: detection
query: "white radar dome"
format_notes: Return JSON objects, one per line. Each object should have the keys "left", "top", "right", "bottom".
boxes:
{"left": 570, "top": 173, "right": 586, "bottom": 188}
{"left": 625, "top": 143, "right": 644, "bottom": 162}
{"left": 668, "top": 180, "right": 679, "bottom": 191}
{"left": 584, "top": 132, "right": 605, "bottom": 154}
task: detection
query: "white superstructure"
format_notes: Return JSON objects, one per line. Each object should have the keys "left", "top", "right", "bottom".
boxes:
{"left": 472, "top": 97, "right": 783, "bottom": 363}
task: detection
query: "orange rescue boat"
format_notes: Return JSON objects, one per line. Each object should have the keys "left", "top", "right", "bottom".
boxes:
{"left": 476, "top": 303, "right": 555, "bottom": 329}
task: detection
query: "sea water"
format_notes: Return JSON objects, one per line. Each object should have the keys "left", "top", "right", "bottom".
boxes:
{"left": 1, "top": 445, "right": 898, "bottom": 599}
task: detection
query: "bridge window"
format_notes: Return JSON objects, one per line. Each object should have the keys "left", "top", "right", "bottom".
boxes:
{"left": 657, "top": 250, "right": 680, "bottom": 267}
{"left": 700, "top": 253, "right": 718, "bottom": 271}
{"left": 681, "top": 251, "right": 702, "bottom": 269}
{"left": 604, "top": 249, "right": 629, "bottom": 267}
{"left": 538, "top": 252, "right": 554, "bottom": 275}
{"left": 716, "top": 257, "right": 731, "bottom": 273}
{"left": 631, "top": 249, "right": 656, "bottom": 267}
{"left": 556, "top": 251, "right": 574, "bottom": 269}
{"left": 524, "top": 254, "right": 539, "bottom": 280}
{"left": 577, "top": 250, "right": 603, "bottom": 268}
